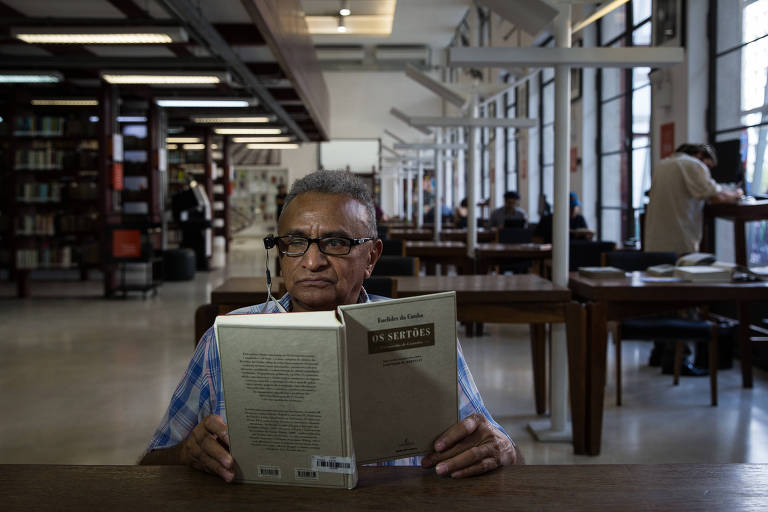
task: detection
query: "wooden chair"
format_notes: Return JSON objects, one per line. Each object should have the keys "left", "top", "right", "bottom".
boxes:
{"left": 372, "top": 255, "right": 419, "bottom": 276}
{"left": 362, "top": 276, "right": 398, "bottom": 298}
{"left": 604, "top": 251, "right": 718, "bottom": 406}
{"left": 381, "top": 238, "right": 405, "bottom": 256}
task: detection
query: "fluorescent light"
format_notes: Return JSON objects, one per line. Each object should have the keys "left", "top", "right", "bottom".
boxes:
{"left": 11, "top": 26, "right": 188, "bottom": 44}
{"left": 166, "top": 137, "right": 201, "bottom": 143}
{"left": 247, "top": 143, "right": 299, "bottom": 149}
{"left": 31, "top": 99, "right": 98, "bottom": 106}
{"left": 0, "top": 72, "right": 61, "bottom": 83}
{"left": 232, "top": 136, "right": 293, "bottom": 143}
{"left": 156, "top": 99, "right": 250, "bottom": 108}
{"left": 183, "top": 143, "right": 206, "bottom": 150}
{"left": 117, "top": 116, "right": 147, "bottom": 123}
{"left": 214, "top": 128, "right": 282, "bottom": 135}
{"left": 192, "top": 116, "right": 271, "bottom": 123}
{"left": 102, "top": 72, "right": 225, "bottom": 85}
{"left": 339, "top": 8, "right": 351, "bottom": 16}
{"left": 89, "top": 116, "right": 99, "bottom": 122}
{"left": 167, "top": 144, "right": 178, "bottom": 150}
{"left": 572, "top": 0, "right": 630, "bottom": 34}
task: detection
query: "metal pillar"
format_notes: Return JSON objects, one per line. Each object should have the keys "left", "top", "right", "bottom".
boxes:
{"left": 530, "top": 3, "right": 572, "bottom": 443}
{"left": 406, "top": 166, "right": 413, "bottom": 224}
{"left": 466, "top": 94, "right": 479, "bottom": 257}
{"left": 434, "top": 127, "right": 444, "bottom": 241}
{"left": 417, "top": 150, "right": 424, "bottom": 228}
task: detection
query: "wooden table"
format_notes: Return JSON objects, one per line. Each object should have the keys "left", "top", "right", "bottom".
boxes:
{"left": 474, "top": 242, "right": 553, "bottom": 275}
{"left": 404, "top": 241, "right": 469, "bottom": 274}
{"left": 703, "top": 198, "right": 768, "bottom": 266}
{"left": 440, "top": 228, "right": 498, "bottom": 243}
{"left": 211, "top": 277, "right": 285, "bottom": 313}
{"left": 387, "top": 228, "right": 434, "bottom": 241}
{"left": 568, "top": 271, "right": 768, "bottom": 455}
{"left": 3, "top": 464, "right": 767, "bottom": 511}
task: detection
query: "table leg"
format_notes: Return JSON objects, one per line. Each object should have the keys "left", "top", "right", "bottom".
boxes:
{"left": 734, "top": 219, "right": 747, "bottom": 267}
{"left": 566, "top": 302, "right": 587, "bottom": 455}
{"left": 585, "top": 301, "right": 609, "bottom": 456}
{"left": 738, "top": 301, "right": 753, "bottom": 388}
{"left": 529, "top": 323, "right": 547, "bottom": 415}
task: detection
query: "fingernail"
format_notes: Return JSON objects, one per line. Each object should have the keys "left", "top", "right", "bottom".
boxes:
{"left": 435, "top": 441, "right": 445, "bottom": 451}
{"left": 436, "top": 463, "right": 446, "bottom": 475}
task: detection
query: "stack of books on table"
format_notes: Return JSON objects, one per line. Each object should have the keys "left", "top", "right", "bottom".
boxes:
{"left": 673, "top": 265, "right": 732, "bottom": 282}
{"left": 578, "top": 266, "right": 626, "bottom": 278}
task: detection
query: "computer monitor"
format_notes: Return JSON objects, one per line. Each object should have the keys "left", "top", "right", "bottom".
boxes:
{"left": 710, "top": 139, "right": 745, "bottom": 185}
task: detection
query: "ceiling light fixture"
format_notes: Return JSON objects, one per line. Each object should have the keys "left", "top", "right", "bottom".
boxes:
{"left": 117, "top": 116, "right": 148, "bottom": 123}
{"left": 101, "top": 72, "right": 226, "bottom": 85}
{"left": 11, "top": 26, "right": 188, "bottom": 44}
{"left": 337, "top": 16, "right": 348, "bottom": 33}
{"left": 0, "top": 71, "right": 62, "bottom": 83}
{"left": 214, "top": 128, "right": 282, "bottom": 135}
{"left": 166, "top": 144, "right": 178, "bottom": 150}
{"left": 339, "top": 0, "right": 351, "bottom": 16}
{"left": 246, "top": 143, "right": 299, "bottom": 149}
{"left": 182, "top": 143, "right": 206, "bottom": 150}
{"left": 192, "top": 116, "right": 271, "bottom": 123}
{"left": 166, "top": 137, "right": 201, "bottom": 143}
{"left": 232, "top": 136, "right": 293, "bottom": 143}
{"left": 31, "top": 99, "right": 98, "bottom": 106}
{"left": 155, "top": 99, "right": 251, "bottom": 108}
{"left": 571, "top": 0, "right": 630, "bottom": 34}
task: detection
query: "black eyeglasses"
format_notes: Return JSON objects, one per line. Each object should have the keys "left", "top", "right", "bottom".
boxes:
{"left": 275, "top": 235, "right": 374, "bottom": 256}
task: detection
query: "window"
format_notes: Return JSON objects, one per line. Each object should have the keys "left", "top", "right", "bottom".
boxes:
{"left": 597, "top": 2, "right": 652, "bottom": 244}
{"left": 713, "top": 0, "right": 768, "bottom": 265}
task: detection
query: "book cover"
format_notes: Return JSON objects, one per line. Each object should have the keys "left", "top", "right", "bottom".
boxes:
{"left": 578, "top": 266, "right": 626, "bottom": 278}
{"left": 674, "top": 265, "right": 732, "bottom": 282}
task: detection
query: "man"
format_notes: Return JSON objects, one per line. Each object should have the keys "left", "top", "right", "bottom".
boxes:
{"left": 141, "top": 170, "right": 522, "bottom": 481}
{"left": 489, "top": 191, "right": 527, "bottom": 228}
{"left": 644, "top": 144, "right": 743, "bottom": 374}
{"left": 645, "top": 144, "right": 742, "bottom": 255}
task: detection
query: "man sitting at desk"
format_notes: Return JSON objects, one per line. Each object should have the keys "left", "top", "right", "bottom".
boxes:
{"left": 489, "top": 191, "right": 528, "bottom": 228}
{"left": 141, "top": 170, "right": 522, "bottom": 481}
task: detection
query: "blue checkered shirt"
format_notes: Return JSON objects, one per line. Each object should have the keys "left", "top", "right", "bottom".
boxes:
{"left": 146, "top": 289, "right": 512, "bottom": 465}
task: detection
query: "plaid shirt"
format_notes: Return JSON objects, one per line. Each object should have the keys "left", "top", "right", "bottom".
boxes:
{"left": 146, "top": 289, "right": 512, "bottom": 465}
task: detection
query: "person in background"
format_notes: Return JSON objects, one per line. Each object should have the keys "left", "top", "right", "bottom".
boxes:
{"left": 454, "top": 198, "right": 469, "bottom": 228}
{"left": 644, "top": 143, "right": 743, "bottom": 374}
{"left": 275, "top": 183, "right": 287, "bottom": 221}
{"left": 569, "top": 191, "right": 588, "bottom": 230}
{"left": 489, "top": 191, "right": 527, "bottom": 229}
{"left": 140, "top": 170, "right": 522, "bottom": 481}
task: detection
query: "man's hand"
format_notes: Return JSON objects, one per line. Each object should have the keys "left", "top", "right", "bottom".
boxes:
{"left": 421, "top": 413, "right": 521, "bottom": 478}
{"left": 179, "top": 414, "right": 235, "bottom": 482}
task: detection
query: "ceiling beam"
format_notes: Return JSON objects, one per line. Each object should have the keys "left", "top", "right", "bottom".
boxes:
{"left": 448, "top": 47, "right": 685, "bottom": 68}
{"left": 106, "top": 0, "right": 151, "bottom": 19}
{"left": 158, "top": 0, "right": 308, "bottom": 142}
{"left": 212, "top": 23, "right": 265, "bottom": 46}
{"left": 407, "top": 116, "right": 537, "bottom": 129}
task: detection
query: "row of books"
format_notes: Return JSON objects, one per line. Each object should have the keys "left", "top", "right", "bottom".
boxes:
{"left": 14, "top": 212, "right": 100, "bottom": 236}
{"left": 14, "top": 146, "right": 99, "bottom": 171}
{"left": 13, "top": 116, "right": 99, "bottom": 138}
{"left": 16, "top": 182, "right": 64, "bottom": 203}
{"left": 16, "top": 214, "right": 56, "bottom": 236}
{"left": 16, "top": 246, "right": 72, "bottom": 269}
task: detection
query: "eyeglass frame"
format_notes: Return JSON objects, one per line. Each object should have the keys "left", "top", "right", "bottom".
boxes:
{"left": 271, "top": 234, "right": 376, "bottom": 256}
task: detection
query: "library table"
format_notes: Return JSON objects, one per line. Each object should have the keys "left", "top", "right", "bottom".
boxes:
{"left": 568, "top": 271, "right": 768, "bottom": 455}
{"left": 3, "top": 464, "right": 767, "bottom": 511}
{"left": 703, "top": 198, "right": 768, "bottom": 266}
{"left": 474, "top": 242, "right": 553, "bottom": 275}
{"left": 404, "top": 241, "right": 470, "bottom": 274}
{"left": 440, "top": 228, "right": 498, "bottom": 243}
{"left": 387, "top": 228, "right": 434, "bottom": 241}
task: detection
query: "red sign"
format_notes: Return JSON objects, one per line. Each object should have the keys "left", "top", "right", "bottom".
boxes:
{"left": 112, "top": 229, "right": 141, "bottom": 259}
{"left": 112, "top": 162, "right": 124, "bottom": 191}
{"left": 660, "top": 122, "right": 675, "bottom": 159}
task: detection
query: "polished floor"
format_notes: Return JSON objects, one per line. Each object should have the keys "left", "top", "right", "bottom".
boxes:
{"left": 2, "top": 230, "right": 768, "bottom": 466}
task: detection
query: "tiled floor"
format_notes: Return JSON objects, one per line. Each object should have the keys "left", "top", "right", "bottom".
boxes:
{"left": 2, "top": 229, "right": 768, "bottom": 465}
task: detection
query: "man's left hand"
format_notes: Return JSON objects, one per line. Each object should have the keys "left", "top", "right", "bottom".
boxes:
{"left": 421, "top": 413, "right": 522, "bottom": 478}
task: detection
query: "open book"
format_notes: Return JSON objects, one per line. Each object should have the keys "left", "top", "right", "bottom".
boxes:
{"left": 214, "top": 291, "right": 458, "bottom": 488}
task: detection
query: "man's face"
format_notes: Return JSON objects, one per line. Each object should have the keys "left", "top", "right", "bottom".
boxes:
{"left": 504, "top": 197, "right": 518, "bottom": 211}
{"left": 278, "top": 192, "right": 383, "bottom": 312}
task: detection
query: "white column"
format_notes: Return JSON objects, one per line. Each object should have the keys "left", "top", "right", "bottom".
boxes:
{"left": 530, "top": 3, "right": 572, "bottom": 442}
{"left": 466, "top": 94, "right": 479, "bottom": 257}
{"left": 417, "top": 150, "right": 424, "bottom": 228}
{"left": 435, "top": 127, "right": 444, "bottom": 241}
{"left": 457, "top": 128, "right": 465, "bottom": 209}
{"left": 406, "top": 166, "right": 413, "bottom": 224}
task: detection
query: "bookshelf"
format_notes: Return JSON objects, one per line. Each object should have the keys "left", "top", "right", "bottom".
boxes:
{"left": 2, "top": 89, "right": 105, "bottom": 296}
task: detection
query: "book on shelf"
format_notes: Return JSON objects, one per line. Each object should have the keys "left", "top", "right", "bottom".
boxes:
{"left": 214, "top": 291, "right": 459, "bottom": 489}
{"left": 578, "top": 266, "right": 626, "bottom": 278}
{"left": 673, "top": 265, "right": 732, "bottom": 282}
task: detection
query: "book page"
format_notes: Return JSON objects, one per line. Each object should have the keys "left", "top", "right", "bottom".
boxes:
{"left": 339, "top": 292, "right": 459, "bottom": 463}
{"left": 215, "top": 318, "right": 356, "bottom": 488}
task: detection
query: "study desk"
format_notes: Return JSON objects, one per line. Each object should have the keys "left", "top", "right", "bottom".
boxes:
{"left": 404, "top": 241, "right": 469, "bottom": 274}
{"left": 403, "top": 241, "right": 552, "bottom": 275}
{"left": 568, "top": 271, "right": 768, "bottom": 455}
{"left": 387, "top": 228, "right": 434, "bottom": 241}
{"left": 3, "top": 464, "right": 767, "bottom": 511}
{"left": 703, "top": 198, "right": 768, "bottom": 266}
{"left": 474, "top": 242, "right": 553, "bottom": 275}
{"left": 440, "top": 228, "right": 498, "bottom": 243}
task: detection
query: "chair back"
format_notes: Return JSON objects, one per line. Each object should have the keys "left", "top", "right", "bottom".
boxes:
{"left": 372, "top": 255, "right": 420, "bottom": 276}
{"left": 381, "top": 238, "right": 405, "bottom": 256}
{"left": 498, "top": 227, "right": 534, "bottom": 244}
{"left": 362, "top": 276, "right": 398, "bottom": 298}
{"left": 194, "top": 303, "right": 219, "bottom": 347}
{"left": 569, "top": 240, "right": 616, "bottom": 271}
{"left": 376, "top": 225, "right": 389, "bottom": 240}
{"left": 604, "top": 251, "right": 677, "bottom": 271}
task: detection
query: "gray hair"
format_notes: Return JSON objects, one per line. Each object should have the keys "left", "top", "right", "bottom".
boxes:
{"left": 281, "top": 170, "right": 377, "bottom": 237}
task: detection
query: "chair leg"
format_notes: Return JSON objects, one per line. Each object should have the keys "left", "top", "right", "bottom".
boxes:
{"left": 615, "top": 324, "right": 622, "bottom": 406}
{"left": 673, "top": 341, "right": 684, "bottom": 386}
{"left": 710, "top": 327, "right": 718, "bottom": 406}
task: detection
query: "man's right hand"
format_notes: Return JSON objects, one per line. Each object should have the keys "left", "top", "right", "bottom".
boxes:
{"left": 179, "top": 414, "right": 235, "bottom": 482}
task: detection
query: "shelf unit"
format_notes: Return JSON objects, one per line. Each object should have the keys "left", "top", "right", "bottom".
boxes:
{"left": 1, "top": 88, "right": 107, "bottom": 297}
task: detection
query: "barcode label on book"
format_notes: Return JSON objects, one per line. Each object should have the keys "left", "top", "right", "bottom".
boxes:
{"left": 295, "top": 468, "right": 319, "bottom": 480}
{"left": 258, "top": 465, "right": 281, "bottom": 478}
{"left": 311, "top": 455, "right": 355, "bottom": 474}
